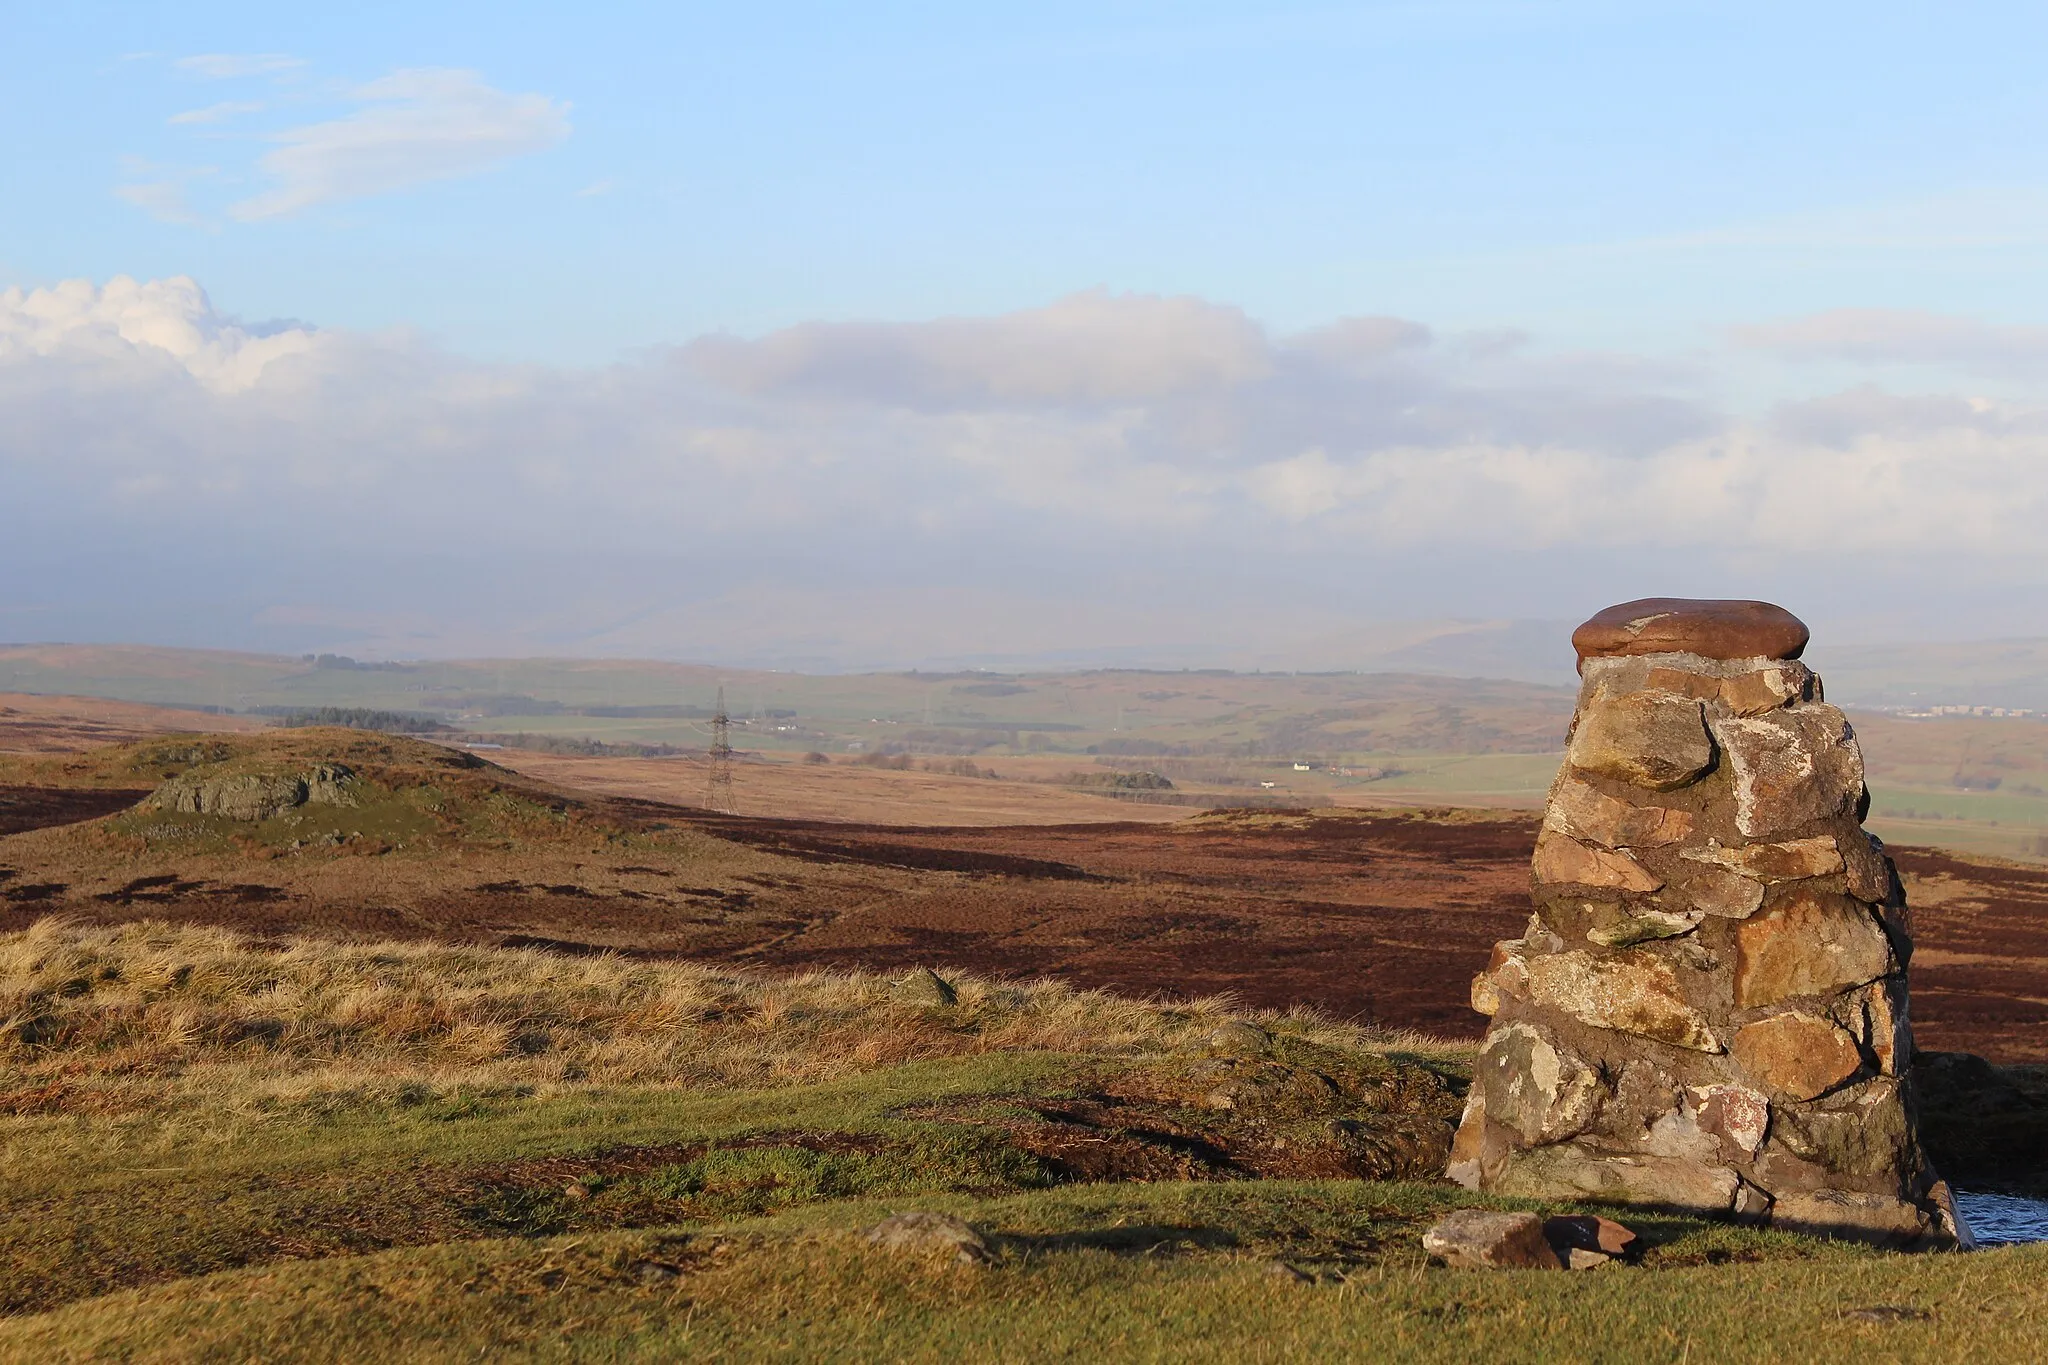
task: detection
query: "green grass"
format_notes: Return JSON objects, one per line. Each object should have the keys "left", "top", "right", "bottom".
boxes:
{"left": 1, "top": 921, "right": 2041, "bottom": 1361}
{"left": 3, "top": 1181, "right": 2041, "bottom": 1363}
{"left": 1336, "top": 752, "right": 1562, "bottom": 803}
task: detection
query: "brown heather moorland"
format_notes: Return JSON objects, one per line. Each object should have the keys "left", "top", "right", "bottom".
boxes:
{"left": 0, "top": 700, "right": 2043, "bottom": 1062}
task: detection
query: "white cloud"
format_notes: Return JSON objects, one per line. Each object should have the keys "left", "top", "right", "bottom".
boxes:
{"left": 175, "top": 53, "right": 305, "bottom": 80}
{"left": 229, "top": 69, "right": 570, "bottom": 220}
{"left": 0, "top": 276, "right": 319, "bottom": 392}
{"left": 169, "top": 100, "right": 265, "bottom": 126}
{"left": 114, "top": 179, "right": 203, "bottom": 226}
{"left": 1736, "top": 308, "right": 2048, "bottom": 377}
{"left": 7, "top": 277, "right": 2048, "bottom": 656}
{"left": 680, "top": 289, "right": 1273, "bottom": 408}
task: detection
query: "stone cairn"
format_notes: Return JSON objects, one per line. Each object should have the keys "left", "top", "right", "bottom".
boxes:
{"left": 1447, "top": 598, "right": 1967, "bottom": 1248}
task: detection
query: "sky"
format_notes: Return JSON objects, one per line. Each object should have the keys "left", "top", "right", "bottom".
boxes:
{"left": 5, "top": 2, "right": 2048, "bottom": 669}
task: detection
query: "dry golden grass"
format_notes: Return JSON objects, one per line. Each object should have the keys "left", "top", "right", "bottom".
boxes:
{"left": 0, "top": 918, "right": 1454, "bottom": 1124}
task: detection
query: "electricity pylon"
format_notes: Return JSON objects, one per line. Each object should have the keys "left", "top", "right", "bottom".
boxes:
{"left": 706, "top": 685, "right": 738, "bottom": 814}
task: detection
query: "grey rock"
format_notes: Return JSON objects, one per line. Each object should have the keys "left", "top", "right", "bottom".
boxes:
{"left": 1420, "top": 1210, "right": 1562, "bottom": 1270}
{"left": 1496, "top": 1142, "right": 1741, "bottom": 1212}
{"left": 1208, "top": 1020, "right": 1273, "bottom": 1055}
{"left": 893, "top": 967, "right": 959, "bottom": 1006}
{"left": 862, "top": 1211, "right": 989, "bottom": 1264}
{"left": 1712, "top": 705, "right": 1864, "bottom": 838}
{"left": 149, "top": 763, "right": 357, "bottom": 822}
{"left": 1474, "top": 1021, "right": 1604, "bottom": 1144}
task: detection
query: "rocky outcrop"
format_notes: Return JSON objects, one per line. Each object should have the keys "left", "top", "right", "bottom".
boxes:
{"left": 1449, "top": 599, "right": 1964, "bottom": 1248}
{"left": 146, "top": 764, "right": 358, "bottom": 822}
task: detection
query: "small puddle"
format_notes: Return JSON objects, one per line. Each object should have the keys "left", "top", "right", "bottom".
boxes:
{"left": 1955, "top": 1191, "right": 2048, "bottom": 1246}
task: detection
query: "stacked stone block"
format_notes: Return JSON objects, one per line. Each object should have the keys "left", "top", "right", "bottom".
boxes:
{"left": 1447, "top": 598, "right": 1965, "bottom": 1247}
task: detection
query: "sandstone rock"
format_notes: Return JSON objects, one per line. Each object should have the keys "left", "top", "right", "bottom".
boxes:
{"left": 1542, "top": 1213, "right": 1639, "bottom": 1259}
{"left": 1770, "top": 1079, "right": 1911, "bottom": 1178}
{"left": 1642, "top": 1102, "right": 1722, "bottom": 1165}
{"left": 1444, "top": 1091, "right": 1507, "bottom": 1190}
{"left": 1770, "top": 1191, "right": 1931, "bottom": 1247}
{"left": 1496, "top": 1143, "right": 1740, "bottom": 1211}
{"left": 1567, "top": 689, "right": 1716, "bottom": 791}
{"left": 1734, "top": 891, "right": 1893, "bottom": 1009}
{"left": 863, "top": 1211, "right": 989, "bottom": 1264}
{"left": 1572, "top": 598, "right": 1810, "bottom": 665}
{"left": 1693, "top": 1084, "right": 1770, "bottom": 1158}
{"left": 1643, "top": 667, "right": 1723, "bottom": 701}
{"left": 1719, "top": 663, "right": 1812, "bottom": 717}
{"left": 1712, "top": 707, "right": 1864, "bottom": 838}
{"left": 1586, "top": 906, "right": 1702, "bottom": 948}
{"left": 1525, "top": 951, "right": 1720, "bottom": 1051}
{"left": 1474, "top": 1022, "right": 1604, "bottom": 1144}
{"left": 1926, "top": 1180, "right": 1977, "bottom": 1251}
{"left": 1670, "top": 863, "right": 1767, "bottom": 919}
{"left": 1545, "top": 778, "right": 1695, "bottom": 849}
{"left": 1733, "top": 1179, "right": 1773, "bottom": 1219}
{"left": 1469, "top": 940, "right": 1532, "bottom": 1016}
{"left": 1420, "top": 1210, "right": 1561, "bottom": 1270}
{"left": 1841, "top": 832, "right": 1896, "bottom": 903}
{"left": 1532, "top": 832, "right": 1663, "bottom": 892}
{"left": 1683, "top": 836, "right": 1843, "bottom": 883}
{"left": 1733, "top": 1012, "right": 1862, "bottom": 1100}
{"left": 1840, "top": 978, "right": 1911, "bottom": 1075}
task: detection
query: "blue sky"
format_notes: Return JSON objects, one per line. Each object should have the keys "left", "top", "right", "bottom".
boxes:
{"left": 5, "top": 3, "right": 2048, "bottom": 666}
{"left": 10, "top": 2, "right": 2048, "bottom": 365}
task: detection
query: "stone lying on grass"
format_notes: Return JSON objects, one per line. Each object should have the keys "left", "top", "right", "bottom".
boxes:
{"left": 1542, "top": 1213, "right": 1640, "bottom": 1269}
{"left": 1421, "top": 1210, "right": 1642, "bottom": 1271}
{"left": 862, "top": 1212, "right": 989, "bottom": 1265}
{"left": 893, "top": 967, "right": 959, "bottom": 1006}
{"left": 1420, "top": 1210, "right": 1562, "bottom": 1270}
{"left": 1208, "top": 1020, "right": 1273, "bottom": 1055}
